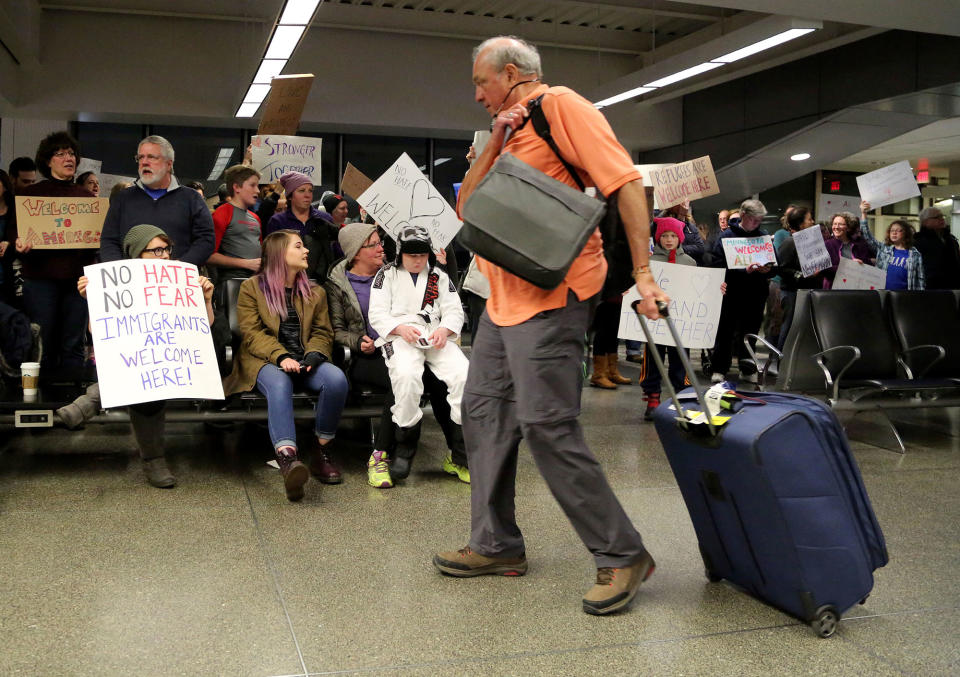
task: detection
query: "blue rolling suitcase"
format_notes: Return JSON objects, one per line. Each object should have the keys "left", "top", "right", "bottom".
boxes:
{"left": 633, "top": 301, "right": 888, "bottom": 637}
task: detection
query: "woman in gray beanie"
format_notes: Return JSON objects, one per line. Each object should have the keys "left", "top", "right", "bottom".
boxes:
{"left": 57, "top": 224, "right": 214, "bottom": 488}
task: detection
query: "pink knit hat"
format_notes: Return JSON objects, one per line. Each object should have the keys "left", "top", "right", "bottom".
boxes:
{"left": 654, "top": 217, "right": 686, "bottom": 244}
{"left": 279, "top": 171, "right": 312, "bottom": 196}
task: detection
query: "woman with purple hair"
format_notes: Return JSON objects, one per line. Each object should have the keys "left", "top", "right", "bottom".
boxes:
{"left": 223, "top": 229, "right": 348, "bottom": 501}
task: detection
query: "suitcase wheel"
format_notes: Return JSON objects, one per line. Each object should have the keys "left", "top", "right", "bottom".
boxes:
{"left": 811, "top": 605, "right": 839, "bottom": 638}
{"left": 704, "top": 568, "right": 722, "bottom": 583}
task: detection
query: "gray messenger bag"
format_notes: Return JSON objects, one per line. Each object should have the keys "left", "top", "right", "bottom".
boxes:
{"left": 459, "top": 151, "right": 607, "bottom": 290}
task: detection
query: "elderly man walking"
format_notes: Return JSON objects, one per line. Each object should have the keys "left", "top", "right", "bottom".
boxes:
{"left": 100, "top": 135, "right": 214, "bottom": 266}
{"left": 433, "top": 35, "right": 668, "bottom": 616}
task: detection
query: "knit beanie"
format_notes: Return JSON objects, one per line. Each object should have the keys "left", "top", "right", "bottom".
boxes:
{"left": 278, "top": 171, "right": 312, "bottom": 197}
{"left": 338, "top": 222, "right": 378, "bottom": 264}
{"left": 654, "top": 217, "right": 686, "bottom": 244}
{"left": 123, "top": 224, "right": 169, "bottom": 259}
{"left": 322, "top": 193, "right": 346, "bottom": 215}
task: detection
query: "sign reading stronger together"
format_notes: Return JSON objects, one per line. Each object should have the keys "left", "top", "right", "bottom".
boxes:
{"left": 85, "top": 259, "right": 224, "bottom": 409}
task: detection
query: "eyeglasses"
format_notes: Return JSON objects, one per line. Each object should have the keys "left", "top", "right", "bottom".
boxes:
{"left": 52, "top": 150, "right": 77, "bottom": 159}
{"left": 135, "top": 154, "right": 164, "bottom": 163}
{"left": 360, "top": 240, "right": 383, "bottom": 249}
{"left": 143, "top": 246, "right": 173, "bottom": 257}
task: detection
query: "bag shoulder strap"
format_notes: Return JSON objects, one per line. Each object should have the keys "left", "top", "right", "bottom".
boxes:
{"left": 526, "top": 94, "right": 586, "bottom": 192}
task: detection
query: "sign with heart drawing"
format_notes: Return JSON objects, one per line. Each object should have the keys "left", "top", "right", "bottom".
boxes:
{"left": 356, "top": 152, "right": 462, "bottom": 249}
{"left": 618, "top": 261, "right": 725, "bottom": 349}
{"left": 832, "top": 257, "right": 887, "bottom": 290}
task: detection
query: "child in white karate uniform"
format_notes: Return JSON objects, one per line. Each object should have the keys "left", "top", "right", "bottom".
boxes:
{"left": 369, "top": 225, "right": 469, "bottom": 476}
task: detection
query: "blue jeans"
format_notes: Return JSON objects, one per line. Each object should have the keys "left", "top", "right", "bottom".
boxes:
{"left": 255, "top": 361, "right": 348, "bottom": 451}
{"left": 640, "top": 343, "right": 687, "bottom": 395}
{"left": 625, "top": 339, "right": 643, "bottom": 356}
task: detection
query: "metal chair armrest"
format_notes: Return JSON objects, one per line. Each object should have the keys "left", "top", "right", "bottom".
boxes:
{"left": 812, "top": 345, "right": 862, "bottom": 402}
{"left": 900, "top": 344, "right": 946, "bottom": 379}
{"left": 744, "top": 334, "right": 782, "bottom": 391}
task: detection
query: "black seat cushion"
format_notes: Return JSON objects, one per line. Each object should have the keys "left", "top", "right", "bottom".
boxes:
{"left": 887, "top": 290, "right": 960, "bottom": 378}
{"left": 810, "top": 290, "right": 901, "bottom": 380}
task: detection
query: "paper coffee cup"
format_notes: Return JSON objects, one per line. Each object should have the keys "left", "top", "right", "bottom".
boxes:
{"left": 20, "top": 362, "right": 40, "bottom": 395}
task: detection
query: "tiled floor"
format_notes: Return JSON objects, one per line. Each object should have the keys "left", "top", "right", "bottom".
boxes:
{"left": 1, "top": 363, "right": 957, "bottom": 676}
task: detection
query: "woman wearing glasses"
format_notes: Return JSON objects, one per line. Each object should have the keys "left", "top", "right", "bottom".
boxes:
{"left": 12, "top": 131, "right": 97, "bottom": 380}
{"left": 63, "top": 224, "right": 215, "bottom": 488}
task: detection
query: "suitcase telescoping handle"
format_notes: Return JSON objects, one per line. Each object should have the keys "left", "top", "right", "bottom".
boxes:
{"left": 631, "top": 300, "right": 717, "bottom": 436}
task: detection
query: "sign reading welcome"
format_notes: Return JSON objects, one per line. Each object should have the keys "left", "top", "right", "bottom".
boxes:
{"left": 16, "top": 196, "right": 109, "bottom": 249}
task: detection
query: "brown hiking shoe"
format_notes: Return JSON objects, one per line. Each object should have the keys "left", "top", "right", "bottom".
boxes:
{"left": 433, "top": 546, "right": 528, "bottom": 577}
{"left": 280, "top": 458, "right": 309, "bottom": 502}
{"left": 582, "top": 550, "right": 655, "bottom": 615}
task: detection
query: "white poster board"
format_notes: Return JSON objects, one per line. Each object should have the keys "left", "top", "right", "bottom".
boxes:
{"left": 832, "top": 257, "right": 886, "bottom": 290}
{"left": 251, "top": 135, "right": 322, "bottom": 185}
{"left": 617, "top": 262, "right": 725, "bottom": 349}
{"left": 98, "top": 173, "right": 136, "bottom": 197}
{"left": 357, "top": 152, "right": 462, "bottom": 249}
{"left": 818, "top": 193, "right": 860, "bottom": 221}
{"left": 721, "top": 235, "right": 776, "bottom": 269}
{"left": 85, "top": 259, "right": 224, "bottom": 409}
{"left": 792, "top": 227, "right": 832, "bottom": 277}
{"left": 856, "top": 161, "right": 921, "bottom": 209}
{"left": 77, "top": 157, "right": 102, "bottom": 176}
{"left": 648, "top": 156, "right": 720, "bottom": 210}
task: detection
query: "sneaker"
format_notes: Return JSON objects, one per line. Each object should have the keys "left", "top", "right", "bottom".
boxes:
{"left": 442, "top": 455, "right": 470, "bottom": 483}
{"left": 582, "top": 549, "right": 656, "bottom": 616}
{"left": 625, "top": 354, "right": 643, "bottom": 363}
{"left": 710, "top": 373, "right": 725, "bottom": 384}
{"left": 279, "top": 458, "right": 309, "bottom": 502}
{"left": 367, "top": 450, "right": 394, "bottom": 488}
{"left": 643, "top": 392, "right": 660, "bottom": 422}
{"left": 433, "top": 546, "right": 528, "bottom": 577}
{"left": 143, "top": 458, "right": 176, "bottom": 489}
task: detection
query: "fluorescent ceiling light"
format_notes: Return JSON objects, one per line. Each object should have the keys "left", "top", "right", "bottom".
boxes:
{"left": 243, "top": 84, "right": 272, "bottom": 104}
{"left": 645, "top": 62, "right": 724, "bottom": 88}
{"left": 207, "top": 148, "right": 236, "bottom": 181}
{"left": 712, "top": 28, "right": 816, "bottom": 64}
{"left": 279, "top": 0, "right": 321, "bottom": 25}
{"left": 790, "top": 152, "right": 811, "bottom": 161}
{"left": 253, "top": 59, "right": 287, "bottom": 84}
{"left": 265, "top": 25, "right": 306, "bottom": 60}
{"left": 595, "top": 86, "right": 655, "bottom": 109}
{"left": 235, "top": 103, "right": 262, "bottom": 118}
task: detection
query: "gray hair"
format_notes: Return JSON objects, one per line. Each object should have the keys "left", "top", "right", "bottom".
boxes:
{"left": 138, "top": 135, "right": 175, "bottom": 163}
{"left": 472, "top": 36, "right": 542, "bottom": 78}
{"left": 740, "top": 199, "right": 767, "bottom": 219}
{"left": 918, "top": 206, "right": 943, "bottom": 223}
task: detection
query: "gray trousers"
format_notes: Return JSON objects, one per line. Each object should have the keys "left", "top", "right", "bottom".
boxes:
{"left": 463, "top": 291, "right": 647, "bottom": 569}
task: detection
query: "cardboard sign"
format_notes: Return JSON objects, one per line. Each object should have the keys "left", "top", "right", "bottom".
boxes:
{"left": 85, "top": 259, "right": 224, "bottom": 408}
{"left": 648, "top": 156, "right": 720, "bottom": 210}
{"left": 618, "top": 262, "right": 725, "bottom": 349}
{"left": 357, "top": 152, "right": 462, "bottom": 249}
{"left": 721, "top": 235, "right": 776, "bottom": 269}
{"left": 856, "top": 161, "right": 921, "bottom": 209}
{"left": 15, "top": 196, "right": 109, "bottom": 249}
{"left": 792, "top": 227, "right": 832, "bottom": 278}
{"left": 251, "top": 135, "right": 322, "bottom": 185}
{"left": 77, "top": 157, "right": 102, "bottom": 176}
{"left": 833, "top": 257, "right": 886, "bottom": 290}
{"left": 257, "top": 74, "right": 315, "bottom": 135}
{"left": 340, "top": 162, "right": 373, "bottom": 199}
{"left": 818, "top": 193, "right": 860, "bottom": 221}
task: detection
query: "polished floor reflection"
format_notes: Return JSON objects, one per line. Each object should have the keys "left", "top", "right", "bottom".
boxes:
{"left": 1, "top": 363, "right": 957, "bottom": 676}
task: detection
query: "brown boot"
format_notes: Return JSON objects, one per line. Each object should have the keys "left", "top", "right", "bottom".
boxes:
{"left": 589, "top": 355, "right": 617, "bottom": 389}
{"left": 606, "top": 354, "right": 632, "bottom": 385}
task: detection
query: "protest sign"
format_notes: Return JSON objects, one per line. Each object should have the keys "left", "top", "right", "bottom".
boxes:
{"left": 15, "top": 195, "right": 108, "bottom": 249}
{"left": 856, "top": 161, "right": 921, "bottom": 209}
{"left": 618, "top": 262, "right": 725, "bottom": 349}
{"left": 721, "top": 235, "right": 776, "bottom": 269}
{"left": 818, "top": 193, "right": 860, "bottom": 221}
{"left": 472, "top": 131, "right": 491, "bottom": 159}
{"left": 251, "top": 135, "right": 322, "bottom": 185}
{"left": 98, "top": 173, "right": 136, "bottom": 197}
{"left": 792, "top": 227, "right": 832, "bottom": 277}
{"left": 648, "top": 156, "right": 719, "bottom": 210}
{"left": 340, "top": 162, "right": 373, "bottom": 199}
{"left": 357, "top": 152, "right": 462, "bottom": 249}
{"left": 77, "top": 157, "right": 102, "bottom": 176}
{"left": 832, "top": 257, "right": 886, "bottom": 290}
{"left": 85, "top": 259, "right": 223, "bottom": 408}
{"left": 257, "top": 74, "right": 314, "bottom": 135}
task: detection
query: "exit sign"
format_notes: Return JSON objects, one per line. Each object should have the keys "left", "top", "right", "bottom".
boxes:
{"left": 830, "top": 181, "right": 841, "bottom": 192}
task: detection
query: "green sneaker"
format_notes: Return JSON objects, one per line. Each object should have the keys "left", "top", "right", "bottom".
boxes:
{"left": 442, "top": 455, "right": 470, "bottom": 484}
{"left": 367, "top": 450, "right": 393, "bottom": 488}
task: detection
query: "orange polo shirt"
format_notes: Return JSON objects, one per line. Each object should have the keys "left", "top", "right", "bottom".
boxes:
{"left": 460, "top": 84, "right": 642, "bottom": 326}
